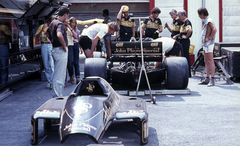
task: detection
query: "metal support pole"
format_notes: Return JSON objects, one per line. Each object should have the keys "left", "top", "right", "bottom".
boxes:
{"left": 131, "top": 17, "right": 154, "bottom": 103}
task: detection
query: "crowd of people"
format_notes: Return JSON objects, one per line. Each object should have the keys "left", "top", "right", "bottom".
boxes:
{"left": 32, "top": 5, "right": 217, "bottom": 98}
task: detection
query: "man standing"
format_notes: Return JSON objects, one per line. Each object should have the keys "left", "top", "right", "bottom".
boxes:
{"left": 102, "top": 9, "right": 112, "bottom": 59}
{"left": 0, "top": 23, "right": 11, "bottom": 85}
{"left": 198, "top": 7, "right": 217, "bottom": 86}
{"left": 116, "top": 5, "right": 136, "bottom": 41}
{"left": 46, "top": 6, "right": 69, "bottom": 97}
{"left": 35, "top": 16, "right": 55, "bottom": 89}
{"left": 165, "top": 9, "right": 183, "bottom": 41}
{"left": 176, "top": 10, "right": 192, "bottom": 77}
{"left": 141, "top": 7, "right": 163, "bottom": 39}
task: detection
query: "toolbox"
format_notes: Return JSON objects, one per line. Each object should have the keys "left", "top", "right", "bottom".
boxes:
{"left": 214, "top": 42, "right": 240, "bottom": 57}
{"left": 221, "top": 47, "right": 240, "bottom": 78}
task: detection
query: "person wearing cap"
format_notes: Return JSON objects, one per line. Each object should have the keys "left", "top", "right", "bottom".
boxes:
{"left": 165, "top": 9, "right": 183, "bottom": 41}
{"left": 141, "top": 7, "right": 163, "bottom": 39}
{"left": 116, "top": 5, "right": 136, "bottom": 41}
{"left": 46, "top": 6, "right": 69, "bottom": 97}
{"left": 0, "top": 22, "right": 11, "bottom": 85}
{"left": 35, "top": 16, "right": 55, "bottom": 89}
{"left": 79, "top": 22, "right": 120, "bottom": 58}
{"left": 175, "top": 10, "right": 192, "bottom": 78}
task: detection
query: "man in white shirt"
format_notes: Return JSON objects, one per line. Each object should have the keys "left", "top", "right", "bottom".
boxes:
{"left": 79, "top": 22, "right": 119, "bottom": 58}
{"left": 197, "top": 7, "right": 217, "bottom": 87}
{"left": 153, "top": 37, "right": 183, "bottom": 68}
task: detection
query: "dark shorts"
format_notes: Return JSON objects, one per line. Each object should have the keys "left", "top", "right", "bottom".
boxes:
{"left": 165, "top": 41, "right": 183, "bottom": 57}
{"left": 79, "top": 36, "right": 92, "bottom": 50}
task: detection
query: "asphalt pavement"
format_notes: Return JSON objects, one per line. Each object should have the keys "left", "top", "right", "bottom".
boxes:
{"left": 0, "top": 54, "right": 240, "bottom": 146}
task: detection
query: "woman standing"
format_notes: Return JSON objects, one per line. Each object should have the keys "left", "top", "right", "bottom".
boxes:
{"left": 67, "top": 17, "right": 81, "bottom": 84}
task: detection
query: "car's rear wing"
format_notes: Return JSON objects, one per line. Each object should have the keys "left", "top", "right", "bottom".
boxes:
{"left": 110, "top": 41, "right": 163, "bottom": 62}
{"left": 111, "top": 41, "right": 162, "bottom": 56}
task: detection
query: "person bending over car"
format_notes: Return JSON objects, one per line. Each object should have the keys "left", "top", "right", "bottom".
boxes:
{"left": 153, "top": 37, "right": 183, "bottom": 68}
{"left": 79, "top": 22, "right": 119, "bottom": 58}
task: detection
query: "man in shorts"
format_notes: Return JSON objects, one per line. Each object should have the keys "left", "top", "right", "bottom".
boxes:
{"left": 198, "top": 7, "right": 217, "bottom": 86}
{"left": 153, "top": 37, "right": 183, "bottom": 68}
{"left": 79, "top": 22, "right": 119, "bottom": 58}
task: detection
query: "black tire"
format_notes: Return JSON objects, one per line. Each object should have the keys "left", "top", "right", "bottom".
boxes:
{"left": 84, "top": 58, "right": 106, "bottom": 79}
{"left": 164, "top": 57, "right": 189, "bottom": 89}
{"left": 93, "top": 51, "right": 102, "bottom": 58}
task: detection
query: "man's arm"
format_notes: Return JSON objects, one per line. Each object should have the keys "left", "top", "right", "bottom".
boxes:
{"left": 165, "top": 23, "right": 172, "bottom": 32}
{"left": 57, "top": 32, "right": 67, "bottom": 52}
{"left": 132, "top": 26, "right": 135, "bottom": 37}
{"left": 182, "top": 29, "right": 192, "bottom": 39}
{"left": 117, "top": 6, "right": 125, "bottom": 20}
{"left": 205, "top": 22, "right": 217, "bottom": 42}
{"left": 141, "top": 28, "right": 145, "bottom": 37}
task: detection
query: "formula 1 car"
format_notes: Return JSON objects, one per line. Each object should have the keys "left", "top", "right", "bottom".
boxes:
{"left": 84, "top": 40, "right": 189, "bottom": 90}
{"left": 31, "top": 77, "right": 148, "bottom": 145}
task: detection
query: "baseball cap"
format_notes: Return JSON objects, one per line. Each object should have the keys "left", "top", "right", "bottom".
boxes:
{"left": 122, "top": 5, "right": 129, "bottom": 12}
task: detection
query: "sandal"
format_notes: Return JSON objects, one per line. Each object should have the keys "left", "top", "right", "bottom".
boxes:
{"left": 68, "top": 77, "right": 74, "bottom": 84}
{"left": 76, "top": 77, "right": 80, "bottom": 84}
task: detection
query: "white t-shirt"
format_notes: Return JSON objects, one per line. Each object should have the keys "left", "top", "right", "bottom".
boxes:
{"left": 81, "top": 23, "right": 109, "bottom": 40}
{"left": 153, "top": 37, "right": 175, "bottom": 53}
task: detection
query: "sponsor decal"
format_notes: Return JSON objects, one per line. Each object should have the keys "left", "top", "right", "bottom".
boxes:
{"left": 35, "top": 110, "right": 59, "bottom": 115}
{"left": 73, "top": 100, "right": 92, "bottom": 113}
{"left": 116, "top": 42, "right": 123, "bottom": 47}
{"left": 86, "top": 83, "right": 95, "bottom": 92}
{"left": 64, "top": 122, "right": 97, "bottom": 132}
{"left": 113, "top": 48, "right": 160, "bottom": 54}
{"left": 150, "top": 42, "right": 159, "bottom": 47}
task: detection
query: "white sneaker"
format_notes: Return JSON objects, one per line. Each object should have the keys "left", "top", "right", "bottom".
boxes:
{"left": 46, "top": 83, "right": 52, "bottom": 89}
{"left": 207, "top": 78, "right": 215, "bottom": 87}
{"left": 198, "top": 78, "right": 210, "bottom": 85}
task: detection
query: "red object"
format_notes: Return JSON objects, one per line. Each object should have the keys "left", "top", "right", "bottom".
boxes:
{"left": 35, "top": 37, "right": 38, "bottom": 45}
{"left": 149, "top": 0, "right": 155, "bottom": 15}
{"left": 134, "top": 71, "right": 139, "bottom": 76}
{"left": 219, "top": 0, "right": 223, "bottom": 42}
{"left": 184, "top": 0, "right": 188, "bottom": 17}
{"left": 189, "top": 53, "right": 195, "bottom": 66}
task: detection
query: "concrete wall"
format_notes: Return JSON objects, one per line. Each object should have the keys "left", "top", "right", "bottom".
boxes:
{"left": 222, "top": 0, "right": 240, "bottom": 42}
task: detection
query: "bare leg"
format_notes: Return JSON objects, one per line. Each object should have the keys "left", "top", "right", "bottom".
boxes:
{"left": 204, "top": 51, "right": 215, "bottom": 78}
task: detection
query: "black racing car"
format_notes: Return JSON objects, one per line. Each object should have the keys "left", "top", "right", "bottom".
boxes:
{"left": 85, "top": 41, "right": 189, "bottom": 89}
{"left": 31, "top": 77, "right": 148, "bottom": 145}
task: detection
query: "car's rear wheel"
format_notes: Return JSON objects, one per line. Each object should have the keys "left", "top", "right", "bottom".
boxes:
{"left": 84, "top": 58, "right": 106, "bottom": 79}
{"left": 164, "top": 57, "right": 189, "bottom": 89}
{"left": 93, "top": 51, "right": 102, "bottom": 58}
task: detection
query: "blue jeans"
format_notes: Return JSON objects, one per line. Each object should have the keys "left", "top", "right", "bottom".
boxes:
{"left": 0, "top": 44, "right": 9, "bottom": 85}
{"left": 41, "top": 44, "right": 54, "bottom": 83}
{"left": 67, "top": 43, "right": 80, "bottom": 78}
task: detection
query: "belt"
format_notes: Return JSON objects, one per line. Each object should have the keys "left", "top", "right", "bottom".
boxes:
{"left": 41, "top": 42, "right": 51, "bottom": 44}
{"left": 122, "top": 33, "right": 132, "bottom": 35}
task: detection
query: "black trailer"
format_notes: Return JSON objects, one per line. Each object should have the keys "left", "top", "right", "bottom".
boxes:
{"left": 0, "top": 0, "right": 69, "bottom": 92}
